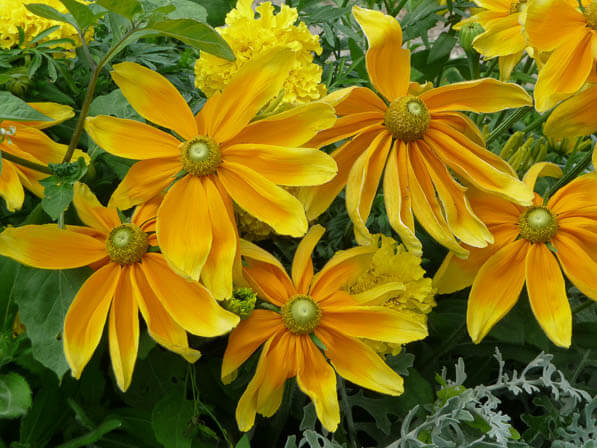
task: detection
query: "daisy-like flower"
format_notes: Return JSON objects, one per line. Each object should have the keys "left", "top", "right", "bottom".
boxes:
{"left": 0, "top": 102, "right": 81, "bottom": 211}
{"left": 526, "top": 0, "right": 597, "bottom": 112}
{"left": 299, "top": 6, "right": 533, "bottom": 257}
{"left": 0, "top": 183, "right": 239, "bottom": 391}
{"left": 544, "top": 84, "right": 597, "bottom": 138}
{"left": 455, "top": 0, "right": 529, "bottom": 80}
{"left": 434, "top": 161, "right": 597, "bottom": 348}
{"left": 84, "top": 49, "right": 337, "bottom": 299}
{"left": 223, "top": 225, "right": 428, "bottom": 432}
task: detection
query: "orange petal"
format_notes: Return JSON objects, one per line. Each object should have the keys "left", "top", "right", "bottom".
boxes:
{"left": 9, "top": 126, "right": 69, "bottom": 164}
{"left": 111, "top": 62, "right": 197, "bottom": 140}
{"left": 131, "top": 194, "right": 162, "bottom": 229}
{"left": 526, "top": 0, "right": 586, "bottom": 51}
{"left": 525, "top": 243, "right": 571, "bottom": 348}
{"left": 73, "top": 182, "right": 120, "bottom": 234}
{"left": 157, "top": 175, "right": 212, "bottom": 281}
{"left": 140, "top": 254, "right": 239, "bottom": 336}
{"left": 431, "top": 112, "right": 485, "bottom": 146}
{"left": 64, "top": 263, "right": 120, "bottom": 379}
{"left": 552, "top": 230, "right": 597, "bottom": 300}
{"left": 548, "top": 173, "right": 597, "bottom": 215}
{"left": 0, "top": 224, "right": 106, "bottom": 269}
{"left": 467, "top": 239, "right": 528, "bottom": 343}
{"left": 544, "top": 85, "right": 597, "bottom": 138}
{"left": 306, "top": 114, "right": 384, "bottom": 149}
{"left": 466, "top": 187, "right": 523, "bottom": 226}
{"left": 20, "top": 102, "right": 74, "bottom": 129}
{"left": 291, "top": 225, "right": 326, "bottom": 294}
{"left": 352, "top": 6, "right": 409, "bottom": 102}
{"left": 0, "top": 161, "right": 25, "bottom": 212}
{"left": 328, "top": 86, "right": 387, "bottom": 116}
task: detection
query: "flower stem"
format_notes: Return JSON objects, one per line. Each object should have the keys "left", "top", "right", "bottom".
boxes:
{"left": 486, "top": 106, "right": 532, "bottom": 146}
{"left": 1, "top": 150, "right": 52, "bottom": 174}
{"left": 339, "top": 376, "right": 357, "bottom": 448}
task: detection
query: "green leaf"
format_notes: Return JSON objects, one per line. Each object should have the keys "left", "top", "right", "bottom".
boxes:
{"left": 152, "top": 392, "right": 194, "bottom": 448}
{"left": 191, "top": 0, "right": 234, "bottom": 26}
{"left": 24, "top": 4, "right": 74, "bottom": 26}
{"left": 55, "top": 418, "right": 123, "bottom": 448}
{"left": 142, "top": 0, "right": 207, "bottom": 21}
{"left": 235, "top": 434, "right": 251, "bottom": 448}
{"left": 147, "top": 19, "right": 234, "bottom": 60}
{"left": 13, "top": 266, "right": 92, "bottom": 379}
{"left": 96, "top": 0, "right": 142, "bottom": 19}
{"left": 40, "top": 158, "right": 88, "bottom": 220}
{"left": 0, "top": 373, "right": 32, "bottom": 419}
{"left": 59, "top": 0, "right": 97, "bottom": 28}
{"left": 28, "top": 25, "right": 61, "bottom": 45}
{"left": 0, "top": 91, "right": 52, "bottom": 122}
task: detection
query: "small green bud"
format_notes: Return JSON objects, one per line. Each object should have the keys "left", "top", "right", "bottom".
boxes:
{"left": 500, "top": 131, "right": 524, "bottom": 160}
{"left": 222, "top": 288, "right": 257, "bottom": 320}
{"left": 459, "top": 22, "right": 484, "bottom": 54}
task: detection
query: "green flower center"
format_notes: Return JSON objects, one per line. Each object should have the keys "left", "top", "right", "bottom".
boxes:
{"left": 518, "top": 206, "right": 558, "bottom": 243}
{"left": 384, "top": 96, "right": 430, "bottom": 142}
{"left": 181, "top": 136, "right": 222, "bottom": 176}
{"left": 585, "top": 1, "right": 597, "bottom": 30}
{"left": 106, "top": 224, "right": 149, "bottom": 264}
{"left": 281, "top": 295, "right": 321, "bottom": 334}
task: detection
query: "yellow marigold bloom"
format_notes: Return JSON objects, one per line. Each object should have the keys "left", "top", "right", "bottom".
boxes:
{"left": 84, "top": 50, "right": 337, "bottom": 300}
{"left": 0, "top": 184, "right": 239, "bottom": 391}
{"left": 544, "top": 84, "right": 597, "bottom": 138}
{"left": 194, "top": 0, "right": 326, "bottom": 108}
{"left": 526, "top": 0, "right": 597, "bottom": 111}
{"left": 0, "top": 0, "right": 91, "bottom": 54}
{"left": 0, "top": 102, "right": 77, "bottom": 211}
{"left": 299, "top": 6, "right": 533, "bottom": 258}
{"left": 223, "top": 225, "right": 428, "bottom": 432}
{"left": 434, "top": 161, "right": 597, "bottom": 348}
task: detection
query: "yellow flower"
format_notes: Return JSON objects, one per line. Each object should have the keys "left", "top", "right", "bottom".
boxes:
{"left": 544, "top": 84, "right": 597, "bottom": 138}
{"left": 526, "top": 0, "right": 597, "bottom": 111}
{"left": 434, "top": 161, "right": 597, "bottom": 348}
{"left": 0, "top": 184, "right": 239, "bottom": 390}
{"left": 0, "top": 0, "right": 92, "bottom": 55}
{"left": 194, "top": 0, "right": 326, "bottom": 108}
{"left": 84, "top": 49, "right": 337, "bottom": 300}
{"left": 299, "top": 6, "right": 533, "bottom": 258}
{"left": 223, "top": 225, "right": 428, "bottom": 432}
{"left": 0, "top": 102, "right": 77, "bottom": 211}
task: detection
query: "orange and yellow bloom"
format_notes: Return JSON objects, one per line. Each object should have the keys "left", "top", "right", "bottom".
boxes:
{"left": 223, "top": 225, "right": 428, "bottom": 431}
{"left": 0, "top": 184, "right": 239, "bottom": 390}
{"left": 85, "top": 49, "right": 337, "bottom": 299}
{"left": 544, "top": 84, "right": 597, "bottom": 138}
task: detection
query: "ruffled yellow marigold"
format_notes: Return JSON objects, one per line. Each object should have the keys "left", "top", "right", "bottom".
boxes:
{"left": 194, "top": 0, "right": 326, "bottom": 108}
{"left": 0, "top": 0, "right": 92, "bottom": 55}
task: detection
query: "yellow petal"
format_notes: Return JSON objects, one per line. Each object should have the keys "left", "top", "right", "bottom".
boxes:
{"left": 420, "top": 78, "right": 532, "bottom": 113}
{"left": 108, "top": 265, "right": 140, "bottom": 391}
{"left": 73, "top": 182, "right": 120, "bottom": 234}
{"left": 547, "top": 172, "right": 597, "bottom": 215}
{"left": 352, "top": 6, "right": 409, "bottom": 102}
{"left": 498, "top": 51, "right": 524, "bottom": 81}
{"left": 431, "top": 112, "right": 485, "bottom": 146}
{"left": 326, "top": 86, "right": 387, "bottom": 116}
{"left": 131, "top": 194, "right": 162, "bottom": 230}
{"left": 552, "top": 230, "right": 597, "bottom": 300}
{"left": 222, "top": 144, "right": 337, "bottom": 186}
{"left": 0, "top": 161, "right": 25, "bottom": 212}
{"left": 291, "top": 225, "right": 326, "bottom": 294}
{"left": 198, "top": 48, "right": 295, "bottom": 143}
{"left": 21, "top": 102, "right": 74, "bottom": 129}
{"left": 0, "top": 224, "right": 106, "bottom": 269}
{"left": 111, "top": 62, "right": 197, "bottom": 140}
{"left": 525, "top": 0, "right": 586, "bottom": 51}
{"left": 350, "top": 282, "right": 406, "bottom": 305}
{"left": 64, "top": 263, "right": 120, "bottom": 379}
{"left": 544, "top": 85, "right": 597, "bottom": 138}
{"left": 157, "top": 175, "right": 212, "bottom": 281}
{"left": 141, "top": 253, "right": 239, "bottom": 336}
{"left": 85, "top": 116, "right": 182, "bottom": 160}
{"left": 306, "top": 113, "right": 384, "bottom": 149}
{"left": 467, "top": 187, "right": 524, "bottom": 225}
{"left": 218, "top": 161, "right": 308, "bottom": 237}
{"left": 472, "top": 15, "right": 526, "bottom": 58}
{"left": 467, "top": 239, "right": 528, "bottom": 343}
{"left": 9, "top": 126, "right": 70, "bottom": 164}
{"left": 522, "top": 162, "right": 563, "bottom": 190}
{"left": 525, "top": 243, "right": 571, "bottom": 348}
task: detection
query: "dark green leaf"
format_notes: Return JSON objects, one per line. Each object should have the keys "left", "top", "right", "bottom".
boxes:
{"left": 190, "top": 0, "right": 233, "bottom": 26}
{"left": 152, "top": 392, "right": 194, "bottom": 448}
{"left": 0, "top": 257, "right": 19, "bottom": 332}
{"left": 427, "top": 33, "right": 457, "bottom": 64}
{"left": 55, "top": 418, "right": 123, "bottom": 448}
{"left": 59, "top": 0, "right": 97, "bottom": 28}
{"left": 142, "top": 0, "right": 207, "bottom": 21}
{"left": 40, "top": 179, "right": 74, "bottom": 220}
{"left": 235, "top": 434, "right": 251, "bottom": 448}
{"left": 96, "top": 0, "right": 142, "bottom": 19}
{"left": 0, "top": 373, "right": 32, "bottom": 419}
{"left": 24, "top": 4, "right": 74, "bottom": 26}
{"left": 0, "top": 91, "right": 52, "bottom": 122}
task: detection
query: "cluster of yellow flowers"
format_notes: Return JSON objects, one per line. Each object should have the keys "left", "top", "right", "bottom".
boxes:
{"left": 2, "top": 0, "right": 597, "bottom": 435}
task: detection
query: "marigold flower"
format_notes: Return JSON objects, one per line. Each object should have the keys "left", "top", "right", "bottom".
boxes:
{"left": 194, "top": 0, "right": 326, "bottom": 109}
{"left": 526, "top": 0, "right": 597, "bottom": 111}
{"left": 544, "top": 84, "right": 597, "bottom": 138}
{"left": 0, "top": 102, "right": 79, "bottom": 211}
{"left": 434, "top": 162, "right": 597, "bottom": 348}
{"left": 223, "top": 225, "right": 428, "bottom": 432}
{"left": 299, "top": 6, "right": 533, "bottom": 258}
{"left": 0, "top": 184, "right": 239, "bottom": 391}
{"left": 84, "top": 49, "right": 337, "bottom": 300}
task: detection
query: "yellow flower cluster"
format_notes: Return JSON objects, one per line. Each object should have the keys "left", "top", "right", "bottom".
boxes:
{"left": 194, "top": 0, "right": 326, "bottom": 108}
{"left": 0, "top": 0, "right": 91, "bottom": 55}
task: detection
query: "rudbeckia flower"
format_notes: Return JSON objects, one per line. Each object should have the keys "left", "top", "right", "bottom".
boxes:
{"left": 299, "top": 6, "right": 533, "bottom": 257}
{"left": 223, "top": 225, "right": 428, "bottom": 432}
{"left": 544, "top": 84, "right": 597, "bottom": 138}
{"left": 84, "top": 49, "right": 337, "bottom": 299}
{"left": 526, "top": 0, "right": 597, "bottom": 111}
{"left": 434, "top": 162, "right": 597, "bottom": 348}
{"left": 0, "top": 102, "right": 78, "bottom": 211}
{"left": 0, "top": 183, "right": 239, "bottom": 391}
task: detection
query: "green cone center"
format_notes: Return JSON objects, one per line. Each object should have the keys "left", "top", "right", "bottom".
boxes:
{"left": 106, "top": 224, "right": 149, "bottom": 264}
{"left": 585, "top": 1, "right": 597, "bottom": 29}
{"left": 281, "top": 295, "right": 321, "bottom": 334}
{"left": 518, "top": 206, "right": 558, "bottom": 243}
{"left": 384, "top": 96, "right": 430, "bottom": 142}
{"left": 181, "top": 136, "right": 221, "bottom": 176}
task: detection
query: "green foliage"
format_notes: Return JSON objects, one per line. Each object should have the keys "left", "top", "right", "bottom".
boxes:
{"left": 0, "top": 373, "right": 32, "bottom": 419}
{"left": 0, "top": 92, "right": 50, "bottom": 122}
{"left": 40, "top": 157, "right": 88, "bottom": 220}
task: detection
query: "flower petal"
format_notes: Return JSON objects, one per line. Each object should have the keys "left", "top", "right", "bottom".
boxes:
{"left": 352, "top": 6, "right": 409, "bottom": 102}
{"left": 141, "top": 253, "right": 239, "bottom": 336}
{"left": 20, "top": 102, "right": 74, "bottom": 129}
{"left": 64, "top": 263, "right": 120, "bottom": 379}
{"left": 544, "top": 85, "right": 597, "bottom": 138}
{"left": 472, "top": 14, "right": 526, "bottom": 58}
{"left": 548, "top": 173, "right": 597, "bottom": 215}
{"left": 467, "top": 239, "right": 528, "bottom": 343}
{"left": 498, "top": 51, "right": 524, "bottom": 81}
{"left": 0, "top": 224, "right": 106, "bottom": 269}
{"left": 111, "top": 62, "right": 197, "bottom": 140}
{"left": 85, "top": 116, "right": 182, "bottom": 160}
{"left": 306, "top": 114, "right": 384, "bottom": 149}
{"left": 526, "top": 0, "right": 586, "bottom": 51}
{"left": 552, "top": 230, "right": 597, "bottom": 300}
{"left": 326, "top": 86, "right": 387, "bottom": 116}
{"left": 431, "top": 112, "right": 485, "bottom": 146}
{"left": 291, "top": 225, "right": 326, "bottom": 294}
{"left": 9, "top": 126, "right": 70, "bottom": 164}
{"left": 73, "top": 182, "right": 120, "bottom": 234}
{"left": 0, "top": 161, "right": 25, "bottom": 212}
{"left": 218, "top": 161, "right": 308, "bottom": 237}
{"left": 525, "top": 243, "right": 571, "bottom": 348}
{"left": 131, "top": 193, "right": 162, "bottom": 230}
{"left": 522, "top": 162, "right": 563, "bottom": 190}
{"left": 157, "top": 175, "right": 212, "bottom": 281}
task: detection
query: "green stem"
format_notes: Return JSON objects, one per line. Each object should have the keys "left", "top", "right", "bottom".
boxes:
{"left": 483, "top": 58, "right": 498, "bottom": 77}
{"left": 486, "top": 106, "right": 532, "bottom": 146}
{"left": 543, "top": 147, "right": 594, "bottom": 203}
{"left": 521, "top": 112, "right": 549, "bottom": 135}
{"left": 1, "top": 150, "right": 52, "bottom": 174}
{"left": 339, "top": 376, "right": 357, "bottom": 448}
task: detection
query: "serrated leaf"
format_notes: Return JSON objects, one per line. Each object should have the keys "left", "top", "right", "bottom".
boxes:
{"left": 96, "top": 0, "right": 142, "bottom": 19}
{"left": 0, "top": 91, "right": 51, "bottom": 122}
{"left": 24, "top": 4, "right": 73, "bottom": 26}
{"left": 40, "top": 178, "right": 75, "bottom": 220}
{"left": 152, "top": 392, "right": 194, "bottom": 448}
{"left": 59, "top": 0, "right": 97, "bottom": 28}
{"left": 29, "top": 25, "right": 61, "bottom": 45}
{"left": 0, "top": 373, "right": 32, "bottom": 419}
